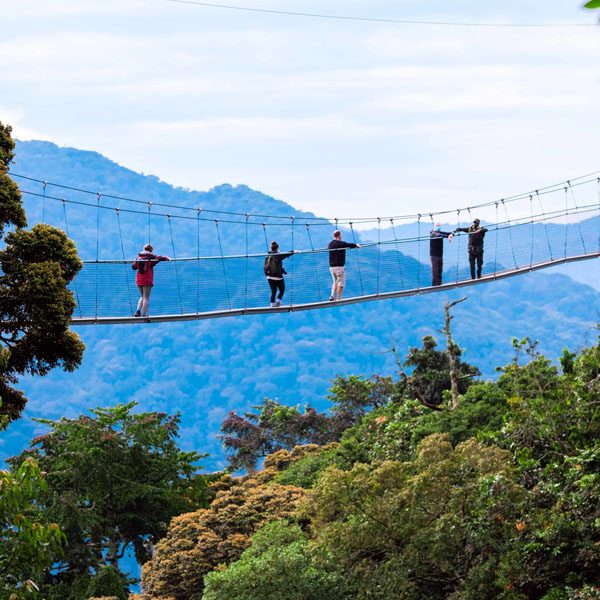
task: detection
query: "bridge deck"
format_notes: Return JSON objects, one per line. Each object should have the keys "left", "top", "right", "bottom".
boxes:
{"left": 71, "top": 251, "right": 600, "bottom": 325}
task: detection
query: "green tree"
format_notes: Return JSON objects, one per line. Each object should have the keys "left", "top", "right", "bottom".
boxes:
{"left": 0, "top": 457, "right": 64, "bottom": 599}
{"left": 493, "top": 338, "right": 600, "bottom": 595}
{"left": 0, "top": 120, "right": 84, "bottom": 422}
{"left": 221, "top": 399, "right": 339, "bottom": 473}
{"left": 141, "top": 448, "right": 308, "bottom": 600}
{"left": 401, "top": 335, "right": 480, "bottom": 409}
{"left": 344, "top": 380, "right": 510, "bottom": 464}
{"left": 274, "top": 443, "right": 352, "bottom": 489}
{"left": 307, "top": 434, "right": 526, "bottom": 600}
{"left": 11, "top": 402, "right": 203, "bottom": 597}
{"left": 202, "top": 520, "right": 347, "bottom": 600}
{"left": 328, "top": 374, "right": 398, "bottom": 426}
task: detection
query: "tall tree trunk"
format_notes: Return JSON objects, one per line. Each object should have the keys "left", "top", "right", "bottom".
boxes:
{"left": 443, "top": 297, "right": 467, "bottom": 410}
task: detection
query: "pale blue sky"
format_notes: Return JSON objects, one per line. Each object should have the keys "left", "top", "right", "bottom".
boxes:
{"left": 2, "top": 0, "right": 599, "bottom": 222}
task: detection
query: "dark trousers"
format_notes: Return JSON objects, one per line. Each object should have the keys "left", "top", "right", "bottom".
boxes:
{"left": 431, "top": 256, "right": 443, "bottom": 286}
{"left": 268, "top": 278, "right": 285, "bottom": 303}
{"left": 469, "top": 252, "right": 483, "bottom": 279}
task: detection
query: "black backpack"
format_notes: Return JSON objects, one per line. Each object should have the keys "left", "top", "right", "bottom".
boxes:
{"left": 264, "top": 254, "right": 277, "bottom": 276}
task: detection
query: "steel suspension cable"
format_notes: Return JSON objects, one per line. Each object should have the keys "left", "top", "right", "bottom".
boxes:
{"left": 215, "top": 220, "right": 232, "bottom": 310}
{"left": 12, "top": 169, "right": 600, "bottom": 226}
{"left": 19, "top": 174, "right": 600, "bottom": 230}
{"left": 349, "top": 222, "right": 364, "bottom": 296}
{"left": 167, "top": 215, "right": 184, "bottom": 314}
{"left": 72, "top": 199, "right": 595, "bottom": 265}
{"left": 455, "top": 209, "right": 461, "bottom": 282}
{"left": 536, "top": 190, "right": 554, "bottom": 261}
{"left": 567, "top": 181, "right": 588, "bottom": 254}
{"left": 306, "top": 224, "right": 322, "bottom": 301}
{"left": 502, "top": 200, "right": 519, "bottom": 269}
{"left": 95, "top": 193, "right": 101, "bottom": 319}
{"left": 389, "top": 219, "right": 405, "bottom": 288}
{"left": 61, "top": 199, "right": 83, "bottom": 318}
{"left": 197, "top": 208, "right": 202, "bottom": 314}
{"left": 597, "top": 178, "right": 600, "bottom": 253}
{"left": 290, "top": 216, "right": 295, "bottom": 307}
{"left": 466, "top": 206, "right": 480, "bottom": 276}
{"left": 417, "top": 214, "right": 422, "bottom": 288}
{"left": 529, "top": 195, "right": 534, "bottom": 267}
{"left": 116, "top": 209, "right": 134, "bottom": 315}
{"left": 244, "top": 214, "right": 249, "bottom": 310}
{"left": 493, "top": 203, "right": 499, "bottom": 276}
{"left": 376, "top": 217, "right": 381, "bottom": 295}
{"left": 564, "top": 187, "right": 569, "bottom": 259}
{"left": 147, "top": 202, "right": 152, "bottom": 244}
{"left": 42, "top": 180, "right": 47, "bottom": 223}
{"left": 166, "top": 0, "right": 593, "bottom": 27}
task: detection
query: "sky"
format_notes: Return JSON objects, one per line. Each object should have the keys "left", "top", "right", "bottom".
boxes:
{"left": 2, "top": 0, "right": 600, "bottom": 223}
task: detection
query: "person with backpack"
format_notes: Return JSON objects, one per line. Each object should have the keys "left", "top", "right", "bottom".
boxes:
{"left": 429, "top": 223, "right": 454, "bottom": 286}
{"left": 264, "top": 241, "right": 297, "bottom": 307}
{"left": 132, "top": 244, "right": 170, "bottom": 317}
{"left": 454, "top": 218, "right": 488, "bottom": 279}
{"left": 328, "top": 230, "right": 360, "bottom": 301}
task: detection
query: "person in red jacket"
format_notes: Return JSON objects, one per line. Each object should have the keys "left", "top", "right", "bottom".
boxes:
{"left": 132, "top": 244, "right": 170, "bottom": 317}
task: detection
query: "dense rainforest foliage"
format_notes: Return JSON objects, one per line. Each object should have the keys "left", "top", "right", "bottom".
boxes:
{"left": 4, "top": 327, "right": 598, "bottom": 599}
{"left": 131, "top": 332, "right": 600, "bottom": 600}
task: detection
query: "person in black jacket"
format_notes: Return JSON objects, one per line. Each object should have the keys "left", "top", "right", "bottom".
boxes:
{"left": 264, "top": 241, "right": 297, "bottom": 307}
{"left": 328, "top": 230, "right": 360, "bottom": 301}
{"left": 454, "top": 218, "right": 488, "bottom": 279}
{"left": 429, "top": 224, "right": 454, "bottom": 286}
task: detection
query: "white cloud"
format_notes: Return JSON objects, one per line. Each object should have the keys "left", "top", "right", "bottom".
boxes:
{"left": 0, "top": 106, "right": 47, "bottom": 140}
{"left": 1, "top": 0, "right": 599, "bottom": 219}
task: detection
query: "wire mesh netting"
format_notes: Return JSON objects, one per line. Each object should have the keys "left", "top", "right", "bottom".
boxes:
{"left": 9, "top": 172, "right": 600, "bottom": 322}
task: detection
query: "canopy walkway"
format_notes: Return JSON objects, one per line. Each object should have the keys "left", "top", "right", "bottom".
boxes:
{"left": 11, "top": 171, "right": 600, "bottom": 325}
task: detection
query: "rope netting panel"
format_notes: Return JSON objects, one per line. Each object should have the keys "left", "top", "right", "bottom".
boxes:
{"left": 8, "top": 172, "right": 600, "bottom": 323}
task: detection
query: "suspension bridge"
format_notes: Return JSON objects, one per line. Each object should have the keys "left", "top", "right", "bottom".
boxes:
{"left": 10, "top": 171, "right": 600, "bottom": 325}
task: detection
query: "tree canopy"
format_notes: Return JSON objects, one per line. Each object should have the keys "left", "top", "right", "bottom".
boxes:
{"left": 141, "top": 447, "right": 309, "bottom": 600}
{"left": 11, "top": 402, "right": 205, "bottom": 599}
{"left": 134, "top": 333, "right": 600, "bottom": 600}
{"left": 0, "top": 120, "right": 84, "bottom": 422}
{"left": 0, "top": 457, "right": 64, "bottom": 599}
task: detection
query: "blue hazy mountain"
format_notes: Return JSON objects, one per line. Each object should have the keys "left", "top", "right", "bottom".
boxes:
{"left": 1, "top": 140, "right": 599, "bottom": 470}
